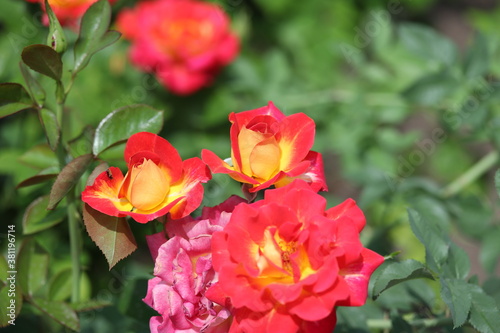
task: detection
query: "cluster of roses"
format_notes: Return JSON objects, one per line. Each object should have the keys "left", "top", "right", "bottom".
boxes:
{"left": 82, "top": 102, "right": 385, "bottom": 333}
{"left": 28, "top": 0, "right": 239, "bottom": 95}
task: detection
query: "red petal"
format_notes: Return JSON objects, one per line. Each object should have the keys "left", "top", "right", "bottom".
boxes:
{"left": 278, "top": 113, "right": 315, "bottom": 171}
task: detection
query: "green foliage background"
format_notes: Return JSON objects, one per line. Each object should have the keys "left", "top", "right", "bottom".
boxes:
{"left": 1, "top": 0, "right": 500, "bottom": 332}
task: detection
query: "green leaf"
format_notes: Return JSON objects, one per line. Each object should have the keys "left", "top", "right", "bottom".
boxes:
{"left": 0, "top": 282, "right": 23, "bottom": 327}
{"left": 48, "top": 268, "right": 72, "bottom": 301}
{"left": 31, "top": 298, "right": 79, "bottom": 332}
{"left": 19, "top": 62, "right": 46, "bottom": 106}
{"left": 73, "top": 0, "right": 119, "bottom": 75}
{"left": 21, "top": 44, "right": 62, "bottom": 81}
{"left": 68, "top": 126, "right": 95, "bottom": 157}
{"left": 82, "top": 204, "right": 137, "bottom": 270}
{"left": 48, "top": 154, "right": 94, "bottom": 209}
{"left": 440, "top": 278, "right": 472, "bottom": 328}
{"left": 23, "top": 195, "right": 66, "bottom": 235}
{"left": 463, "top": 32, "right": 489, "bottom": 79}
{"left": 45, "top": 0, "right": 67, "bottom": 54}
{"left": 442, "top": 243, "right": 471, "bottom": 280}
{"left": 39, "top": 108, "right": 60, "bottom": 150}
{"left": 372, "top": 259, "right": 434, "bottom": 299}
{"left": 398, "top": 23, "right": 458, "bottom": 67}
{"left": 408, "top": 208, "right": 449, "bottom": 271}
{"left": 403, "top": 71, "right": 459, "bottom": 106}
{"left": 92, "top": 104, "right": 164, "bottom": 156}
{"left": 469, "top": 285, "right": 500, "bottom": 333}
{"left": 0, "top": 256, "right": 8, "bottom": 285}
{"left": 0, "top": 83, "right": 33, "bottom": 118}
{"left": 17, "top": 239, "right": 49, "bottom": 297}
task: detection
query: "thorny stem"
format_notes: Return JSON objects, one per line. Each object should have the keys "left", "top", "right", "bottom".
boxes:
{"left": 441, "top": 150, "right": 499, "bottom": 198}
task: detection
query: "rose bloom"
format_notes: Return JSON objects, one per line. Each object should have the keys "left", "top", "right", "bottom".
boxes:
{"left": 144, "top": 196, "right": 246, "bottom": 333}
{"left": 116, "top": 0, "right": 239, "bottom": 95}
{"left": 202, "top": 102, "right": 327, "bottom": 193}
{"left": 82, "top": 132, "right": 211, "bottom": 223}
{"left": 26, "top": 0, "right": 116, "bottom": 28}
{"left": 210, "top": 180, "right": 384, "bottom": 332}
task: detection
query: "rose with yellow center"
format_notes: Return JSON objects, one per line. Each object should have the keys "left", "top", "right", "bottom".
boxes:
{"left": 209, "top": 180, "right": 384, "bottom": 332}
{"left": 202, "top": 102, "right": 328, "bottom": 193}
{"left": 116, "top": 0, "right": 239, "bottom": 95}
{"left": 82, "top": 132, "right": 211, "bottom": 223}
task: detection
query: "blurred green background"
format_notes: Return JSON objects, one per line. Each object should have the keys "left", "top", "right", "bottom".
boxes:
{"left": 1, "top": 0, "right": 500, "bottom": 331}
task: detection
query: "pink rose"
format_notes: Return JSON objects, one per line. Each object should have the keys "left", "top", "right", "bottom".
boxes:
{"left": 144, "top": 196, "right": 246, "bottom": 332}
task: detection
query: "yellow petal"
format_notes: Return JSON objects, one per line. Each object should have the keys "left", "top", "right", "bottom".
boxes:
{"left": 127, "top": 159, "right": 170, "bottom": 211}
{"left": 250, "top": 138, "right": 280, "bottom": 181}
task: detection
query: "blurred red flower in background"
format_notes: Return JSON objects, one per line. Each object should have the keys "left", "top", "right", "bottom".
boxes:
{"left": 82, "top": 132, "right": 211, "bottom": 223}
{"left": 117, "top": 0, "right": 239, "bottom": 95}
{"left": 27, "top": 0, "right": 116, "bottom": 28}
{"left": 210, "top": 180, "right": 384, "bottom": 332}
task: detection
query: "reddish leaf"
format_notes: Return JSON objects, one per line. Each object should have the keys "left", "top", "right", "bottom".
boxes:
{"left": 17, "top": 173, "right": 58, "bottom": 188}
{"left": 48, "top": 154, "right": 94, "bottom": 209}
{"left": 82, "top": 204, "right": 137, "bottom": 269}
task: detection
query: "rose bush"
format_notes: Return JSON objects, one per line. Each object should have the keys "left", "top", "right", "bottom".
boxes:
{"left": 209, "top": 180, "right": 384, "bottom": 332}
{"left": 116, "top": 0, "right": 239, "bottom": 95}
{"left": 82, "top": 132, "right": 211, "bottom": 223}
{"left": 202, "top": 102, "right": 327, "bottom": 193}
{"left": 26, "top": 0, "right": 116, "bottom": 28}
{"left": 144, "top": 196, "right": 245, "bottom": 333}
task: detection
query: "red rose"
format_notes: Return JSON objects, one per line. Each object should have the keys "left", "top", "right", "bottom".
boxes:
{"left": 82, "top": 132, "right": 211, "bottom": 223}
{"left": 209, "top": 180, "right": 384, "bottom": 332}
{"left": 202, "top": 102, "right": 327, "bottom": 193}
{"left": 116, "top": 0, "right": 239, "bottom": 95}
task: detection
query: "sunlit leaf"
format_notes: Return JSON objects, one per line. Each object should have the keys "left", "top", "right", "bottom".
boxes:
{"left": 17, "top": 239, "right": 49, "bottom": 297}
{"left": 39, "top": 108, "right": 60, "bottom": 150}
{"left": 23, "top": 195, "right": 66, "bottom": 235}
{"left": 82, "top": 204, "right": 137, "bottom": 270}
{"left": 0, "top": 83, "right": 33, "bottom": 118}
{"left": 21, "top": 44, "right": 62, "bottom": 81}
{"left": 19, "top": 62, "right": 45, "bottom": 106}
{"left": 372, "top": 259, "right": 434, "bottom": 299}
{"left": 31, "top": 298, "right": 79, "bottom": 331}
{"left": 19, "top": 144, "right": 58, "bottom": 170}
{"left": 92, "top": 104, "right": 163, "bottom": 156}
{"left": 48, "top": 268, "right": 72, "bottom": 301}
{"left": 48, "top": 154, "right": 94, "bottom": 209}
{"left": 0, "top": 283, "right": 23, "bottom": 327}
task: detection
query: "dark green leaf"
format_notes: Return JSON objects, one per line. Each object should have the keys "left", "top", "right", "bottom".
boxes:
{"left": 45, "top": 0, "right": 67, "bottom": 53}
{"left": 398, "top": 23, "right": 458, "bottom": 67}
{"left": 442, "top": 243, "right": 470, "bottom": 280}
{"left": 440, "top": 278, "right": 472, "bottom": 328}
{"left": 21, "top": 44, "right": 62, "bottom": 81}
{"left": 495, "top": 169, "right": 500, "bottom": 199}
{"left": 372, "top": 259, "right": 434, "bottom": 299}
{"left": 19, "top": 62, "right": 45, "bottom": 106}
{"left": 0, "top": 83, "right": 33, "bottom": 118}
{"left": 48, "top": 268, "right": 72, "bottom": 301}
{"left": 408, "top": 208, "right": 449, "bottom": 271}
{"left": 31, "top": 298, "right": 79, "bottom": 332}
{"left": 92, "top": 104, "right": 164, "bottom": 156}
{"left": 16, "top": 168, "right": 58, "bottom": 188}
{"left": 23, "top": 195, "right": 66, "bottom": 235}
{"left": 73, "top": 0, "right": 116, "bottom": 74}
{"left": 463, "top": 32, "right": 489, "bottom": 79}
{"left": 39, "top": 108, "right": 60, "bottom": 150}
{"left": 403, "top": 71, "right": 459, "bottom": 106}
{"left": 83, "top": 204, "right": 137, "bottom": 270}
{"left": 469, "top": 285, "right": 500, "bottom": 333}
{"left": 48, "top": 154, "right": 94, "bottom": 209}
{"left": 17, "top": 239, "right": 49, "bottom": 297}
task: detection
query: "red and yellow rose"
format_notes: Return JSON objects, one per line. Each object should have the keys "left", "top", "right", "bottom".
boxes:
{"left": 209, "top": 180, "right": 384, "bottom": 332}
{"left": 202, "top": 102, "right": 327, "bottom": 193}
{"left": 82, "top": 132, "right": 211, "bottom": 223}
